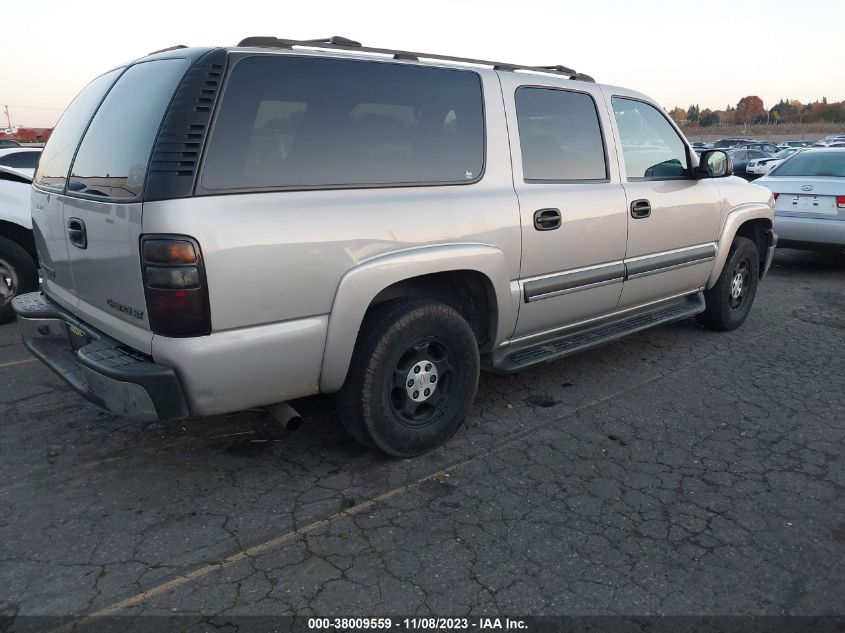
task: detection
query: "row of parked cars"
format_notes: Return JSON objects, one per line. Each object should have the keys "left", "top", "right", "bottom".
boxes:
{"left": 689, "top": 136, "right": 845, "bottom": 178}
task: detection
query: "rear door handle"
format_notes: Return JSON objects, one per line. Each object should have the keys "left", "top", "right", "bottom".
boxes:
{"left": 533, "top": 208, "right": 561, "bottom": 231}
{"left": 630, "top": 199, "right": 651, "bottom": 219}
{"left": 67, "top": 217, "right": 87, "bottom": 249}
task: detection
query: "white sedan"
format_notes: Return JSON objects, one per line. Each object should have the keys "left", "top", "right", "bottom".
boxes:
{"left": 0, "top": 147, "right": 41, "bottom": 178}
{"left": 746, "top": 148, "right": 804, "bottom": 176}
{"left": 755, "top": 148, "right": 845, "bottom": 251}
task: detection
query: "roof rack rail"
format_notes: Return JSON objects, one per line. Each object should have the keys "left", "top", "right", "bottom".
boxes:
{"left": 147, "top": 44, "right": 188, "bottom": 55}
{"left": 235, "top": 36, "right": 594, "bottom": 82}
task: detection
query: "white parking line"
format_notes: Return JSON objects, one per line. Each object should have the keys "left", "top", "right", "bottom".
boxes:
{"left": 0, "top": 358, "right": 36, "bottom": 369}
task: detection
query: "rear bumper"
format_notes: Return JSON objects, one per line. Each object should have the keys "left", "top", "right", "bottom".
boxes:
{"left": 12, "top": 292, "right": 189, "bottom": 421}
{"left": 774, "top": 213, "right": 845, "bottom": 248}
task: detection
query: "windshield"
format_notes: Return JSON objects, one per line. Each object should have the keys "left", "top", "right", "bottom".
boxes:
{"left": 769, "top": 151, "right": 845, "bottom": 177}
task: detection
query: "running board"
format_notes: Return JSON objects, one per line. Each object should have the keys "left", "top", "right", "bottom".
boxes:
{"left": 488, "top": 293, "right": 705, "bottom": 373}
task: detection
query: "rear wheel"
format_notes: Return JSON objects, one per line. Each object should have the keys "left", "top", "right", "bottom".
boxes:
{"left": 337, "top": 300, "right": 480, "bottom": 457}
{"left": 697, "top": 236, "right": 759, "bottom": 331}
{"left": 0, "top": 237, "right": 38, "bottom": 325}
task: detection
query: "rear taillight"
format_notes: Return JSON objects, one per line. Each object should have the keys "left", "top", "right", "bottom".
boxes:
{"left": 141, "top": 235, "right": 211, "bottom": 337}
{"left": 773, "top": 193, "right": 780, "bottom": 201}
{"left": 837, "top": 195, "right": 845, "bottom": 209}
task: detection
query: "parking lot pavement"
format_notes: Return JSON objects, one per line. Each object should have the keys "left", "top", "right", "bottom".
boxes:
{"left": 0, "top": 250, "right": 843, "bottom": 619}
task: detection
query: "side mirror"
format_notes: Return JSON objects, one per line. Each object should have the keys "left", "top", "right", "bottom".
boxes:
{"left": 696, "top": 150, "right": 733, "bottom": 178}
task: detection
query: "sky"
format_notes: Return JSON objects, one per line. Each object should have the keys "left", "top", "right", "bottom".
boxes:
{"left": 2, "top": 0, "right": 844, "bottom": 128}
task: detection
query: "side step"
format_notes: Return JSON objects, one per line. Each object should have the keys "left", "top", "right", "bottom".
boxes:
{"left": 488, "top": 293, "right": 705, "bottom": 373}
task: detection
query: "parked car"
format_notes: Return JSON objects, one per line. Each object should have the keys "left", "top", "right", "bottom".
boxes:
{"left": 690, "top": 141, "right": 709, "bottom": 151}
{"left": 728, "top": 149, "right": 773, "bottom": 179}
{"left": 712, "top": 138, "right": 755, "bottom": 149}
{"left": 746, "top": 147, "right": 804, "bottom": 176}
{"left": 756, "top": 148, "right": 845, "bottom": 251}
{"left": 0, "top": 165, "right": 40, "bottom": 323}
{"left": 0, "top": 139, "right": 22, "bottom": 149}
{"left": 777, "top": 140, "right": 814, "bottom": 149}
{"left": 737, "top": 142, "right": 780, "bottom": 155}
{"left": 12, "top": 38, "right": 776, "bottom": 455}
{"left": 0, "top": 147, "right": 42, "bottom": 176}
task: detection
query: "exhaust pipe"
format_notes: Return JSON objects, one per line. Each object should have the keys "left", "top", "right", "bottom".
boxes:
{"left": 267, "top": 402, "right": 303, "bottom": 431}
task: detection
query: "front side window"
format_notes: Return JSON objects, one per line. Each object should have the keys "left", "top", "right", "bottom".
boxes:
{"left": 33, "top": 69, "right": 121, "bottom": 192}
{"left": 200, "top": 56, "right": 485, "bottom": 191}
{"left": 515, "top": 87, "right": 607, "bottom": 181}
{"left": 612, "top": 97, "right": 690, "bottom": 180}
{"left": 68, "top": 59, "right": 190, "bottom": 199}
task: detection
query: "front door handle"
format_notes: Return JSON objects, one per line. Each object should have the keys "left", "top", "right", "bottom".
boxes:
{"left": 533, "top": 208, "right": 561, "bottom": 231}
{"left": 67, "top": 217, "right": 87, "bottom": 249}
{"left": 630, "top": 199, "right": 651, "bottom": 219}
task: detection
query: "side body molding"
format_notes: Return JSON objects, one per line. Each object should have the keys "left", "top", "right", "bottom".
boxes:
{"left": 320, "top": 243, "right": 517, "bottom": 393}
{"left": 706, "top": 202, "right": 774, "bottom": 290}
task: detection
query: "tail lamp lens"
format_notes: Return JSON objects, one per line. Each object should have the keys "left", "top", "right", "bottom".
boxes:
{"left": 837, "top": 195, "right": 845, "bottom": 209}
{"left": 141, "top": 236, "right": 210, "bottom": 337}
{"left": 773, "top": 193, "right": 780, "bottom": 201}
{"left": 143, "top": 240, "right": 197, "bottom": 264}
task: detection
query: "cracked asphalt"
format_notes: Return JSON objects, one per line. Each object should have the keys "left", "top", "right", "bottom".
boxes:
{"left": 0, "top": 249, "right": 843, "bottom": 619}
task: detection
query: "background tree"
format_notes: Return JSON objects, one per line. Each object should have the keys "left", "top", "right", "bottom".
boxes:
{"left": 669, "top": 107, "right": 687, "bottom": 123}
{"left": 686, "top": 104, "right": 700, "bottom": 124}
{"left": 699, "top": 109, "right": 720, "bottom": 127}
{"left": 735, "top": 96, "right": 764, "bottom": 131}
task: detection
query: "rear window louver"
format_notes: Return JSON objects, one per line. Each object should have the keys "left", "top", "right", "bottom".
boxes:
{"left": 144, "top": 48, "right": 227, "bottom": 201}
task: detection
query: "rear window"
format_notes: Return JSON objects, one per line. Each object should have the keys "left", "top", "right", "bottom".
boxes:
{"left": 200, "top": 56, "right": 485, "bottom": 191}
{"left": 68, "top": 59, "right": 190, "bottom": 199}
{"left": 34, "top": 69, "right": 120, "bottom": 192}
{"left": 0, "top": 150, "right": 40, "bottom": 169}
{"left": 769, "top": 151, "right": 845, "bottom": 177}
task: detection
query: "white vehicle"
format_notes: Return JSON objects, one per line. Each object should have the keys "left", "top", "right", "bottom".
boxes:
{"left": 0, "top": 164, "right": 40, "bottom": 322}
{"left": 746, "top": 148, "right": 804, "bottom": 176}
{"left": 0, "top": 147, "right": 42, "bottom": 178}
{"left": 756, "top": 148, "right": 845, "bottom": 251}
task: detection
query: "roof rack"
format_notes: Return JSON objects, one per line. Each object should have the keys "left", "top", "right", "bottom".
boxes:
{"left": 236, "top": 36, "right": 594, "bottom": 82}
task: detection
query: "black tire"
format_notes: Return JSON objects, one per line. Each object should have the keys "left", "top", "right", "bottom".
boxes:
{"left": 696, "top": 236, "right": 760, "bottom": 331}
{"left": 0, "top": 236, "right": 39, "bottom": 325}
{"left": 337, "top": 300, "right": 480, "bottom": 457}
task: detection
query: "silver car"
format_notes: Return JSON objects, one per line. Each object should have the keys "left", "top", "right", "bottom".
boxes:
{"left": 756, "top": 148, "right": 845, "bottom": 250}
{"left": 13, "top": 37, "right": 776, "bottom": 456}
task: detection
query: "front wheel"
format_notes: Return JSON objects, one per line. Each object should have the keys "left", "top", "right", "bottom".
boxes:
{"left": 337, "top": 300, "right": 480, "bottom": 457}
{"left": 696, "top": 236, "right": 760, "bottom": 331}
{"left": 0, "top": 237, "right": 39, "bottom": 325}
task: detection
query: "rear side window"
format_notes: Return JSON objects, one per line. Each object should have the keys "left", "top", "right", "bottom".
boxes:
{"left": 33, "top": 69, "right": 120, "bottom": 192}
{"left": 612, "top": 97, "right": 690, "bottom": 180}
{"left": 0, "top": 151, "right": 40, "bottom": 169}
{"left": 68, "top": 59, "right": 190, "bottom": 199}
{"left": 201, "top": 56, "right": 485, "bottom": 191}
{"left": 515, "top": 87, "right": 607, "bottom": 181}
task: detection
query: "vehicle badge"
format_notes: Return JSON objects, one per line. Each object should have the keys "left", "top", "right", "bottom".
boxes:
{"left": 801, "top": 184, "right": 813, "bottom": 191}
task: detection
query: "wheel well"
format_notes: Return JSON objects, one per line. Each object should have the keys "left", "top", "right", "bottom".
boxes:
{"left": 366, "top": 270, "right": 497, "bottom": 351}
{"left": 0, "top": 221, "right": 37, "bottom": 261}
{"left": 735, "top": 218, "right": 772, "bottom": 277}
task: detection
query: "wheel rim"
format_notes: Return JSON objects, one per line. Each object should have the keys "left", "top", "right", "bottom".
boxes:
{"left": 388, "top": 337, "right": 455, "bottom": 428}
{"left": 0, "top": 258, "right": 18, "bottom": 310}
{"left": 728, "top": 257, "right": 751, "bottom": 310}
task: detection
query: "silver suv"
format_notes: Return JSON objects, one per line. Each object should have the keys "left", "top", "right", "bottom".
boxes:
{"left": 13, "top": 37, "right": 776, "bottom": 456}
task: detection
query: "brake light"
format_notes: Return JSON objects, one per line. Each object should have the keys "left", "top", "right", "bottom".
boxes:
{"left": 837, "top": 195, "right": 845, "bottom": 209}
{"left": 141, "top": 235, "right": 211, "bottom": 337}
{"left": 773, "top": 193, "right": 780, "bottom": 201}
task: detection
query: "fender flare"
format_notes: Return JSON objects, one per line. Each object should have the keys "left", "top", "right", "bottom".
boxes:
{"left": 319, "top": 243, "right": 516, "bottom": 393}
{"left": 706, "top": 203, "right": 773, "bottom": 290}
